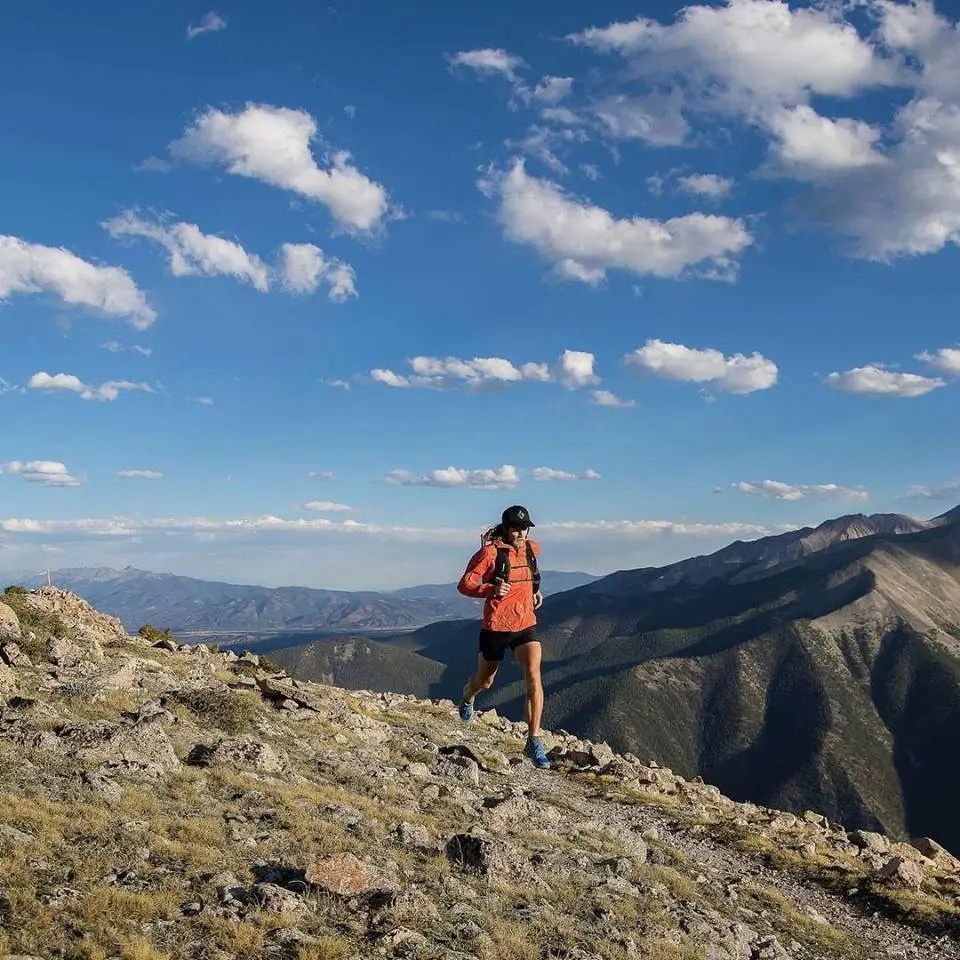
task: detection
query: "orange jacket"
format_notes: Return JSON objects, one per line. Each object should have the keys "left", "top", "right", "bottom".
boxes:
{"left": 457, "top": 539, "right": 541, "bottom": 632}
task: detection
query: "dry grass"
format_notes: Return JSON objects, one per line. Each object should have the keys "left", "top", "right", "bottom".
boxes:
{"left": 740, "top": 883, "right": 855, "bottom": 956}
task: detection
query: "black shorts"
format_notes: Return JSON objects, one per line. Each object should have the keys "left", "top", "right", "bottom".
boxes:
{"left": 479, "top": 627, "right": 538, "bottom": 663}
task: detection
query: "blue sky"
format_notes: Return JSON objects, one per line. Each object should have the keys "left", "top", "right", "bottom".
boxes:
{"left": 1, "top": 0, "right": 958, "bottom": 590}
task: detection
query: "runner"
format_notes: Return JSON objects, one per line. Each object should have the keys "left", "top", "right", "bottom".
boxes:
{"left": 456, "top": 505, "right": 550, "bottom": 768}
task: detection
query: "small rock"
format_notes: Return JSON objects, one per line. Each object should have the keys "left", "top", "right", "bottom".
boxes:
{"left": 877, "top": 856, "right": 925, "bottom": 890}
{"left": 0, "top": 824, "right": 36, "bottom": 844}
{"left": 305, "top": 853, "right": 397, "bottom": 901}
{"left": 851, "top": 830, "right": 890, "bottom": 855}
{"left": 0, "top": 641, "right": 31, "bottom": 669}
{"left": 0, "top": 602, "right": 22, "bottom": 643}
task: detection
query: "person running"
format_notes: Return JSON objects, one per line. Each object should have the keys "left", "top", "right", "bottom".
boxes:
{"left": 456, "top": 505, "right": 550, "bottom": 769}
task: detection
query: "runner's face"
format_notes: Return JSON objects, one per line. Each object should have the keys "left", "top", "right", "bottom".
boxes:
{"left": 505, "top": 525, "right": 528, "bottom": 546}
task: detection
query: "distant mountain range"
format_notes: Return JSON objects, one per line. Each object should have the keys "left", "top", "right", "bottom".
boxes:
{"left": 262, "top": 506, "right": 960, "bottom": 855}
{"left": 5, "top": 565, "right": 599, "bottom": 634}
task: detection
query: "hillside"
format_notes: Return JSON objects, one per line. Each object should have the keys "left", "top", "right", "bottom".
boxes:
{"left": 11, "top": 565, "right": 595, "bottom": 636}
{"left": 2, "top": 586, "right": 960, "bottom": 959}
{"left": 267, "top": 508, "right": 960, "bottom": 859}
{"left": 481, "top": 512, "right": 960, "bottom": 855}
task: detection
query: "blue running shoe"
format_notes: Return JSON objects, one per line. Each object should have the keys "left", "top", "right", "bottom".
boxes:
{"left": 524, "top": 737, "right": 551, "bottom": 769}
{"left": 458, "top": 699, "right": 475, "bottom": 723}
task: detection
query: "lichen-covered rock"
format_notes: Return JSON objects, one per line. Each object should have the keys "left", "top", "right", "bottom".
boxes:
{"left": 186, "top": 735, "right": 286, "bottom": 773}
{"left": 0, "top": 602, "right": 22, "bottom": 643}
{"left": 305, "top": 853, "right": 397, "bottom": 901}
{"left": 877, "top": 855, "right": 925, "bottom": 890}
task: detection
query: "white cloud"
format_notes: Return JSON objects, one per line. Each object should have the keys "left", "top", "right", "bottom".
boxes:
{"left": 187, "top": 12, "right": 226, "bottom": 40}
{"left": 104, "top": 214, "right": 357, "bottom": 301}
{"left": 824, "top": 365, "right": 945, "bottom": 397}
{"left": 542, "top": 107, "right": 584, "bottom": 126}
{"left": 309, "top": 471, "right": 334, "bottom": 480}
{"left": 677, "top": 173, "right": 734, "bottom": 198}
{"left": 592, "top": 92, "right": 690, "bottom": 146}
{"left": 0, "top": 512, "right": 787, "bottom": 547}
{"left": 592, "top": 389, "right": 636, "bottom": 408}
{"left": 484, "top": 161, "right": 752, "bottom": 283}
{"left": 27, "top": 371, "right": 155, "bottom": 403}
{"left": 195, "top": 396, "right": 214, "bottom": 405}
{"left": 302, "top": 501, "right": 352, "bottom": 512}
{"left": 625, "top": 339, "right": 778, "bottom": 394}
{"left": 449, "top": 48, "right": 524, "bottom": 81}
{"left": 543, "top": 518, "right": 785, "bottom": 539}
{"left": 385, "top": 465, "right": 520, "bottom": 491}
{"left": 117, "top": 470, "right": 163, "bottom": 480}
{"left": 371, "top": 369, "right": 414, "bottom": 388}
{"left": 278, "top": 243, "right": 356, "bottom": 301}
{"left": 765, "top": 105, "right": 885, "bottom": 178}
{"left": 322, "top": 379, "right": 352, "bottom": 390}
{"left": 732, "top": 480, "right": 868, "bottom": 501}
{"left": 102, "top": 340, "right": 152, "bottom": 357}
{"left": 1, "top": 460, "right": 82, "bottom": 487}
{"left": 0, "top": 235, "right": 155, "bottom": 329}
{"left": 569, "top": 1, "right": 895, "bottom": 106}
{"left": 906, "top": 479, "right": 960, "bottom": 500}
{"left": 169, "top": 104, "right": 390, "bottom": 233}
{"left": 104, "top": 211, "right": 271, "bottom": 291}
{"left": 370, "top": 354, "right": 553, "bottom": 391}
{"left": 532, "top": 467, "right": 602, "bottom": 482}
{"left": 917, "top": 346, "right": 960, "bottom": 376}
{"left": 558, "top": 350, "right": 599, "bottom": 389}
{"left": 522, "top": 76, "right": 574, "bottom": 105}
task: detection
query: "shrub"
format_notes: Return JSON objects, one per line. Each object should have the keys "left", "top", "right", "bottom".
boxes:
{"left": 138, "top": 623, "right": 176, "bottom": 645}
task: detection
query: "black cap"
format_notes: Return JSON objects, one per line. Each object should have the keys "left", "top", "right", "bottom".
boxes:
{"left": 502, "top": 505, "right": 535, "bottom": 528}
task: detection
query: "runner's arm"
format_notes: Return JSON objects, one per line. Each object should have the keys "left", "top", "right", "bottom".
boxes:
{"left": 457, "top": 547, "right": 495, "bottom": 598}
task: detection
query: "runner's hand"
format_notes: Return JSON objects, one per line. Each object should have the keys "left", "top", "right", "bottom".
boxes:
{"left": 493, "top": 581, "right": 512, "bottom": 598}
{"left": 534, "top": 591, "right": 543, "bottom": 610}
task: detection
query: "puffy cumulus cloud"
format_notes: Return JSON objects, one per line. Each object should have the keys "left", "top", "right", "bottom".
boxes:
{"left": 917, "top": 346, "right": 960, "bottom": 376}
{"left": 731, "top": 480, "right": 868, "bottom": 501}
{"left": 169, "top": 104, "right": 390, "bottom": 233}
{"left": 824, "top": 364, "right": 945, "bottom": 397}
{"left": 0, "top": 235, "right": 155, "bottom": 329}
{"left": 483, "top": 161, "right": 752, "bottom": 283}
{"left": 568, "top": 0, "right": 894, "bottom": 108}
{"left": 27, "top": 371, "right": 155, "bottom": 403}
{"left": 302, "top": 501, "right": 352, "bottom": 512}
{"left": 625, "top": 339, "right": 778, "bottom": 394}
{"left": 186, "top": 11, "right": 226, "bottom": 40}
{"left": 117, "top": 470, "right": 163, "bottom": 479}
{"left": 532, "top": 467, "right": 601, "bottom": 482}
{"left": 558, "top": 350, "right": 599, "bottom": 389}
{"left": 104, "top": 211, "right": 271, "bottom": 291}
{"left": 278, "top": 243, "right": 356, "bottom": 301}
{"left": 384, "top": 465, "right": 520, "bottom": 491}
{"left": 677, "top": 173, "right": 734, "bottom": 198}
{"left": 905, "top": 478, "right": 960, "bottom": 499}
{"left": 449, "top": 48, "right": 525, "bottom": 81}
{"left": 591, "top": 389, "right": 636, "bottom": 408}
{"left": 1, "top": 460, "right": 83, "bottom": 487}
{"left": 765, "top": 105, "right": 885, "bottom": 179}
{"left": 370, "top": 354, "right": 552, "bottom": 390}
{"left": 104, "top": 213, "right": 357, "bottom": 301}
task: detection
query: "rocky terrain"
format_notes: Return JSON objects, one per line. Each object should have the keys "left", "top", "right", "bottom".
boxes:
{"left": 2, "top": 587, "right": 960, "bottom": 959}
